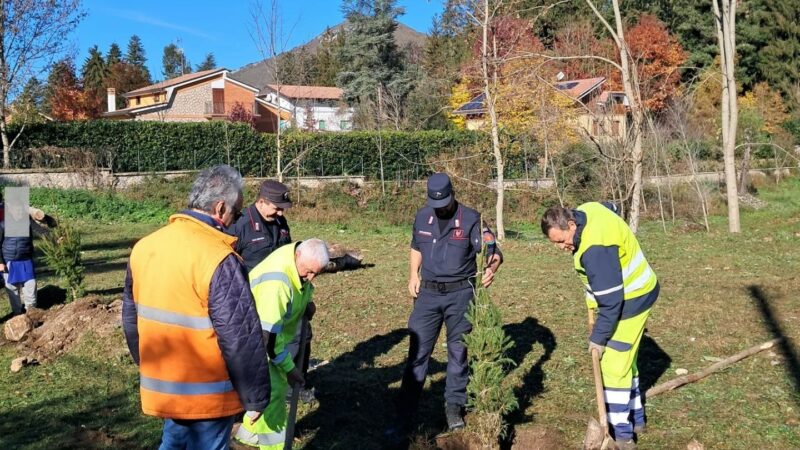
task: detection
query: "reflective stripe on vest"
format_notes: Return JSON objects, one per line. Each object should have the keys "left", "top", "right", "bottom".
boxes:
{"left": 575, "top": 202, "right": 657, "bottom": 301}
{"left": 141, "top": 376, "right": 234, "bottom": 395}
{"left": 235, "top": 424, "right": 286, "bottom": 446}
{"left": 250, "top": 271, "right": 291, "bottom": 289}
{"left": 137, "top": 304, "right": 213, "bottom": 329}
{"left": 261, "top": 320, "right": 283, "bottom": 333}
{"left": 271, "top": 348, "right": 290, "bottom": 364}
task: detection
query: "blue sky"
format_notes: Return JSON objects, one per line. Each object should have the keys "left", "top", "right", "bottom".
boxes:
{"left": 73, "top": 0, "right": 443, "bottom": 81}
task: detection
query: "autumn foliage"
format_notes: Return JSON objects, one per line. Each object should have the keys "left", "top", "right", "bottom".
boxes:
{"left": 553, "top": 15, "right": 686, "bottom": 112}
{"left": 623, "top": 15, "right": 687, "bottom": 111}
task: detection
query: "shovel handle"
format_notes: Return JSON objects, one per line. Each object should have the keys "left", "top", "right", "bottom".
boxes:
{"left": 591, "top": 348, "right": 608, "bottom": 435}
{"left": 588, "top": 309, "right": 607, "bottom": 435}
{"left": 284, "top": 317, "right": 310, "bottom": 450}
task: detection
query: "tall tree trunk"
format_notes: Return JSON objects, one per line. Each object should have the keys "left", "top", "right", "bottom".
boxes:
{"left": 611, "top": 0, "right": 645, "bottom": 233}
{"left": 713, "top": 0, "right": 740, "bottom": 232}
{"left": 481, "top": 0, "right": 504, "bottom": 240}
{"left": 738, "top": 143, "right": 751, "bottom": 195}
{"left": 0, "top": 118, "right": 10, "bottom": 168}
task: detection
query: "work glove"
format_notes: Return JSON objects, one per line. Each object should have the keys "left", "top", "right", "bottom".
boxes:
{"left": 588, "top": 340, "right": 605, "bottom": 359}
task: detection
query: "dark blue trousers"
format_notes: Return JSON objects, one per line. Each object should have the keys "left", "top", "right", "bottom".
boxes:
{"left": 159, "top": 415, "right": 236, "bottom": 450}
{"left": 399, "top": 286, "right": 473, "bottom": 414}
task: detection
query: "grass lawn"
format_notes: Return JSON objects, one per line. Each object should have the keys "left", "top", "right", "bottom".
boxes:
{"left": 1, "top": 179, "right": 799, "bottom": 449}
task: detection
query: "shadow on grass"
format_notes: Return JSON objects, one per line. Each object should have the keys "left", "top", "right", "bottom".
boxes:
{"left": 89, "top": 287, "right": 125, "bottom": 297}
{"left": 297, "top": 328, "right": 447, "bottom": 449}
{"left": 748, "top": 285, "right": 800, "bottom": 404}
{"left": 638, "top": 334, "right": 671, "bottom": 393}
{"left": 81, "top": 238, "right": 137, "bottom": 253}
{"left": 502, "top": 317, "right": 556, "bottom": 430}
{"left": 0, "top": 354, "right": 158, "bottom": 449}
{"left": 37, "top": 284, "right": 67, "bottom": 309}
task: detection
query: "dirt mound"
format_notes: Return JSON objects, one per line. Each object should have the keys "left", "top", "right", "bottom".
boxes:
{"left": 432, "top": 425, "right": 567, "bottom": 450}
{"left": 17, "top": 296, "right": 122, "bottom": 362}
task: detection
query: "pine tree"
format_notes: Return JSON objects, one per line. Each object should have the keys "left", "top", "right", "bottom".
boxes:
{"left": 314, "top": 27, "right": 346, "bottom": 86}
{"left": 196, "top": 52, "right": 217, "bottom": 71}
{"left": 107, "top": 43, "right": 122, "bottom": 66}
{"left": 738, "top": 0, "right": 800, "bottom": 104}
{"left": 81, "top": 45, "right": 108, "bottom": 91}
{"left": 162, "top": 43, "right": 192, "bottom": 79}
{"left": 337, "top": 0, "right": 405, "bottom": 103}
{"left": 125, "top": 35, "right": 152, "bottom": 83}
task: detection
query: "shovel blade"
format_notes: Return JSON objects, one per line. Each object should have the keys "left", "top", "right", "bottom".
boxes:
{"left": 583, "top": 417, "right": 605, "bottom": 450}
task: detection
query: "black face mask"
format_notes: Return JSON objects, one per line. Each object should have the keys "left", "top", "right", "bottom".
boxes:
{"left": 434, "top": 200, "right": 457, "bottom": 220}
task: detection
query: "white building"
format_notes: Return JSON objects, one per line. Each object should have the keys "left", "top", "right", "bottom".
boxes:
{"left": 260, "top": 85, "right": 353, "bottom": 132}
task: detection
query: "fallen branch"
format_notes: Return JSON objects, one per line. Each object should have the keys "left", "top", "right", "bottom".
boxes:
{"left": 646, "top": 338, "right": 782, "bottom": 398}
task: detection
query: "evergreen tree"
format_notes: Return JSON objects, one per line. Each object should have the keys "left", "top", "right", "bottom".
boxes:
{"left": 81, "top": 45, "right": 108, "bottom": 91}
{"left": 10, "top": 77, "right": 46, "bottom": 124}
{"left": 738, "top": 0, "right": 800, "bottom": 104}
{"left": 125, "top": 35, "right": 152, "bottom": 83}
{"left": 337, "top": 0, "right": 405, "bottom": 103}
{"left": 107, "top": 43, "right": 122, "bottom": 66}
{"left": 196, "top": 52, "right": 217, "bottom": 71}
{"left": 314, "top": 27, "right": 346, "bottom": 86}
{"left": 162, "top": 43, "right": 192, "bottom": 79}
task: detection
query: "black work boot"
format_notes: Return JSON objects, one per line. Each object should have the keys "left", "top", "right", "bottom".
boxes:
{"left": 445, "top": 404, "right": 465, "bottom": 431}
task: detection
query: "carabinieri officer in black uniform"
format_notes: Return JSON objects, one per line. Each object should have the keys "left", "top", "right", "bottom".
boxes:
{"left": 389, "top": 172, "right": 503, "bottom": 437}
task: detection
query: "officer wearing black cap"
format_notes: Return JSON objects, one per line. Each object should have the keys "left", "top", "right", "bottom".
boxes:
{"left": 228, "top": 180, "right": 316, "bottom": 403}
{"left": 389, "top": 172, "right": 503, "bottom": 436}
{"left": 228, "top": 180, "right": 293, "bottom": 272}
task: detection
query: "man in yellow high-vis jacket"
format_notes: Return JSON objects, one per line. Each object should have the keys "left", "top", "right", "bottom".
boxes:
{"left": 234, "top": 239, "right": 329, "bottom": 450}
{"left": 541, "top": 202, "right": 659, "bottom": 450}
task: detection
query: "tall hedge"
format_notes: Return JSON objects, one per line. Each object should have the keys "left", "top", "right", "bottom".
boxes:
{"left": 8, "top": 120, "right": 537, "bottom": 179}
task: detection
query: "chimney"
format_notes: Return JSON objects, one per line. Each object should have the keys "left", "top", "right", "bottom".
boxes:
{"left": 107, "top": 88, "right": 116, "bottom": 112}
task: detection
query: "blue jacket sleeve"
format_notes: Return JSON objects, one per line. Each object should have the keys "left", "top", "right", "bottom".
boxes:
{"left": 121, "top": 265, "right": 140, "bottom": 365}
{"left": 582, "top": 245, "right": 624, "bottom": 346}
{"left": 208, "top": 254, "right": 271, "bottom": 412}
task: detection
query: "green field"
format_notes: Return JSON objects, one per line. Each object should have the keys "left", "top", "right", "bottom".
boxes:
{"left": 1, "top": 179, "right": 799, "bottom": 449}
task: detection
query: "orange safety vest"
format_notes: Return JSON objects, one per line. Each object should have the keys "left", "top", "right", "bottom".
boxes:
{"left": 129, "top": 213, "right": 242, "bottom": 419}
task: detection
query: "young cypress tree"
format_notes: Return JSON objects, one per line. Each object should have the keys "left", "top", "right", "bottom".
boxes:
{"left": 463, "top": 228, "right": 517, "bottom": 447}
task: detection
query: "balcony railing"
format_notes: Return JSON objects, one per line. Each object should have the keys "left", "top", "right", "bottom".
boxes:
{"left": 204, "top": 101, "right": 260, "bottom": 116}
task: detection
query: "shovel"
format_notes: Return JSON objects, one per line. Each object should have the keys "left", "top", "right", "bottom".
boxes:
{"left": 284, "top": 317, "right": 310, "bottom": 450}
{"left": 583, "top": 310, "right": 611, "bottom": 450}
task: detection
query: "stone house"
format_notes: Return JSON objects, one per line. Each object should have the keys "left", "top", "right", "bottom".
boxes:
{"left": 103, "top": 68, "right": 352, "bottom": 133}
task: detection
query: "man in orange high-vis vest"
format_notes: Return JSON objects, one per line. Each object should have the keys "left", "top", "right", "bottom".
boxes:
{"left": 122, "top": 165, "right": 271, "bottom": 450}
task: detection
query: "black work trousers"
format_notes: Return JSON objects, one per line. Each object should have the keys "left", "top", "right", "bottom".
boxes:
{"left": 398, "top": 286, "right": 473, "bottom": 414}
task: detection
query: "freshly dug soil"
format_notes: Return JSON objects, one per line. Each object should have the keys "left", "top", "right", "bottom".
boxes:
{"left": 17, "top": 296, "right": 122, "bottom": 362}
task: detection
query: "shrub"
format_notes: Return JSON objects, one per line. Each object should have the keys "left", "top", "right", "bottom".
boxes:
{"left": 38, "top": 222, "right": 85, "bottom": 301}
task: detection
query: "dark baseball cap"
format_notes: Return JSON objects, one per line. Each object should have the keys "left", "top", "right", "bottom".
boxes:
{"left": 259, "top": 180, "right": 293, "bottom": 209}
{"left": 427, "top": 173, "right": 453, "bottom": 208}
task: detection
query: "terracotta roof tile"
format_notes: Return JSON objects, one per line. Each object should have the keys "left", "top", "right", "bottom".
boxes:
{"left": 265, "top": 84, "right": 343, "bottom": 100}
{"left": 124, "top": 69, "right": 225, "bottom": 97}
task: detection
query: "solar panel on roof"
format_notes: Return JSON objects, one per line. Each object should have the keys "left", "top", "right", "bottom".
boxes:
{"left": 557, "top": 82, "right": 579, "bottom": 90}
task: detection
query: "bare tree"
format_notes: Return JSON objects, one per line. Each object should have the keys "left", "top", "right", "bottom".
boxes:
{"left": 0, "top": 0, "right": 83, "bottom": 168}
{"left": 455, "top": 0, "right": 509, "bottom": 240}
{"left": 250, "top": 0, "right": 292, "bottom": 182}
{"left": 584, "top": 0, "right": 647, "bottom": 232}
{"left": 712, "top": 0, "right": 740, "bottom": 232}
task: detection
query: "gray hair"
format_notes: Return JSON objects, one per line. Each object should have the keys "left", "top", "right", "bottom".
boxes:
{"left": 540, "top": 206, "right": 576, "bottom": 236}
{"left": 187, "top": 165, "right": 244, "bottom": 213}
{"left": 296, "top": 238, "right": 330, "bottom": 269}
